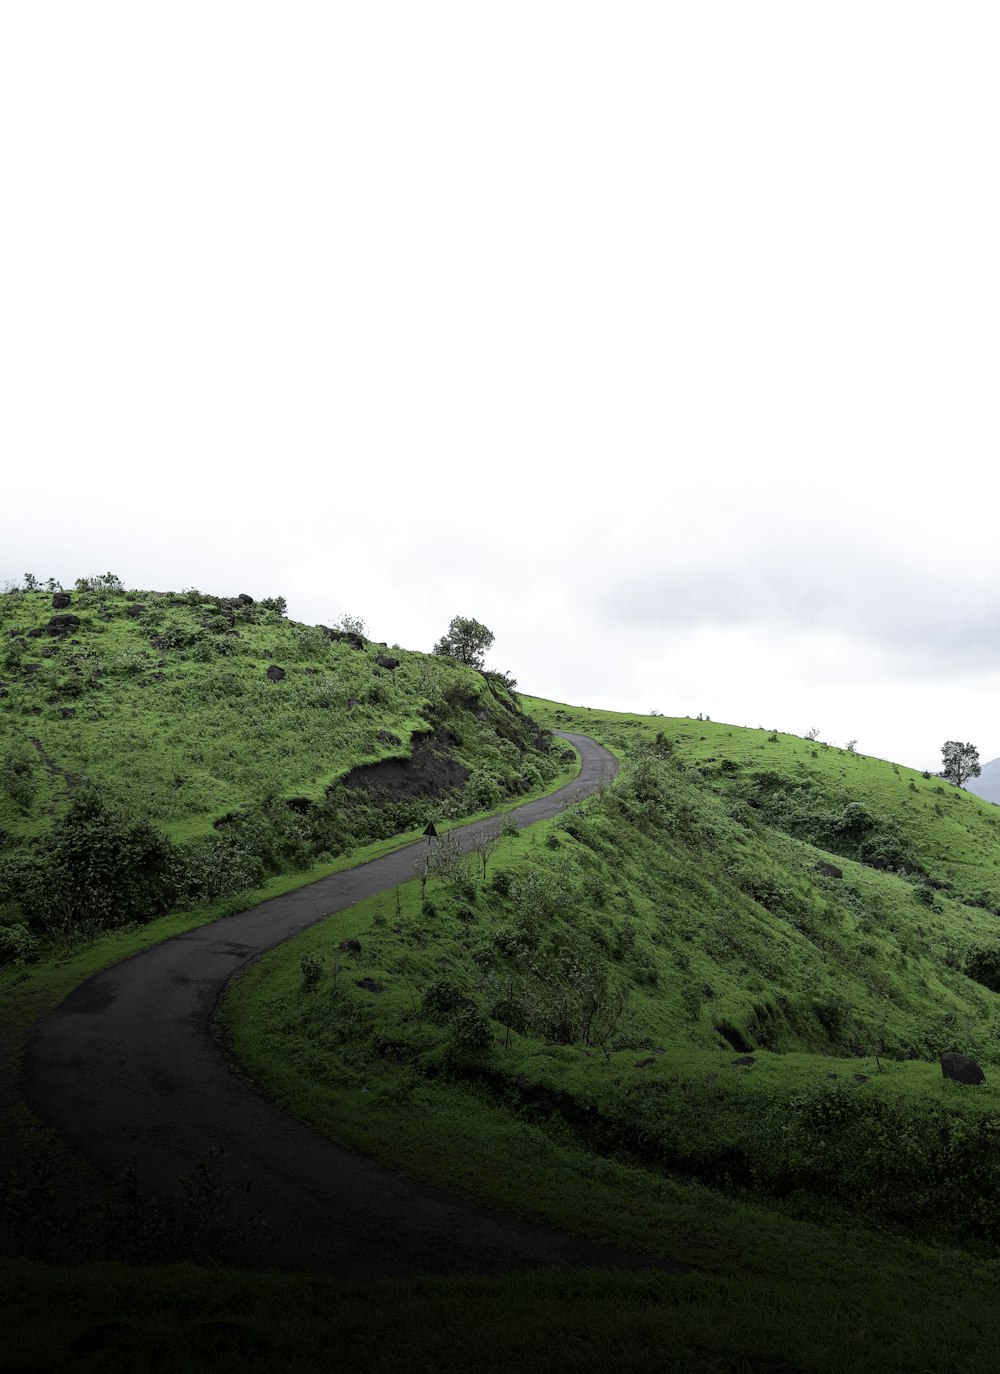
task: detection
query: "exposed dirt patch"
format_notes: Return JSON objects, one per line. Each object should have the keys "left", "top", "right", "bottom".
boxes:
{"left": 340, "top": 729, "right": 469, "bottom": 801}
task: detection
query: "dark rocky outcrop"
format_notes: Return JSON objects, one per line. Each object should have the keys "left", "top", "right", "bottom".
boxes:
{"left": 46, "top": 614, "right": 80, "bottom": 636}
{"left": 340, "top": 729, "right": 469, "bottom": 801}
{"left": 374, "top": 653, "right": 400, "bottom": 670}
{"left": 265, "top": 665, "right": 286, "bottom": 681}
{"left": 941, "top": 1052, "right": 985, "bottom": 1085}
{"left": 51, "top": 591, "right": 71, "bottom": 609}
{"left": 814, "top": 860, "right": 843, "bottom": 879}
{"left": 126, "top": 603, "right": 146, "bottom": 618}
{"left": 376, "top": 730, "right": 401, "bottom": 746}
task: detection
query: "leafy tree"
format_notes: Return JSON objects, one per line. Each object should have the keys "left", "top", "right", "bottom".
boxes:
{"left": 433, "top": 615, "right": 494, "bottom": 669}
{"left": 940, "top": 740, "right": 981, "bottom": 789}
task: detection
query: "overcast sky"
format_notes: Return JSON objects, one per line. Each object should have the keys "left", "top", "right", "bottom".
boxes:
{"left": 3, "top": 3, "right": 999, "bottom": 772}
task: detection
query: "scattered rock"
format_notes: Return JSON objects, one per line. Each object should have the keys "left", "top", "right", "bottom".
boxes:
{"left": 59, "top": 707, "right": 76, "bottom": 719}
{"left": 27, "top": 627, "right": 44, "bottom": 638}
{"left": 356, "top": 977, "right": 383, "bottom": 994}
{"left": 374, "top": 653, "right": 400, "bottom": 670}
{"left": 941, "top": 1052, "right": 985, "bottom": 1085}
{"left": 126, "top": 603, "right": 146, "bottom": 618}
{"left": 339, "top": 937, "right": 362, "bottom": 955}
{"left": 634, "top": 1057, "right": 657, "bottom": 1068}
{"left": 814, "top": 860, "right": 843, "bottom": 879}
{"left": 265, "top": 664, "right": 286, "bottom": 681}
{"left": 70, "top": 1322, "right": 137, "bottom": 1358}
{"left": 731, "top": 1055, "right": 756, "bottom": 1068}
{"left": 47, "top": 614, "right": 80, "bottom": 636}
{"left": 51, "top": 591, "right": 71, "bottom": 609}
{"left": 377, "top": 730, "right": 401, "bottom": 746}
{"left": 853, "top": 1074, "right": 869, "bottom": 1084}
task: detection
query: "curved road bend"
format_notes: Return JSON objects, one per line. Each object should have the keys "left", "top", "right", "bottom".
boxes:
{"left": 24, "top": 732, "right": 677, "bottom": 1277}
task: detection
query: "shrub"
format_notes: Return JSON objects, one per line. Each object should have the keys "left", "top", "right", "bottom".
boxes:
{"left": 299, "top": 952, "right": 323, "bottom": 986}
{"left": 965, "top": 945, "right": 1000, "bottom": 994}
{"left": 445, "top": 1003, "right": 494, "bottom": 1057}
{"left": 422, "top": 976, "right": 466, "bottom": 1023}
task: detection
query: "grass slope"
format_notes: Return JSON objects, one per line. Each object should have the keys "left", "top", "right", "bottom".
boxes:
{"left": 218, "top": 700, "right": 1000, "bottom": 1369}
{"left": 0, "top": 581, "right": 569, "bottom": 964}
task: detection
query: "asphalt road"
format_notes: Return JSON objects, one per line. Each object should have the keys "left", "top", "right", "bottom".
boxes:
{"left": 23, "top": 730, "right": 679, "bottom": 1276}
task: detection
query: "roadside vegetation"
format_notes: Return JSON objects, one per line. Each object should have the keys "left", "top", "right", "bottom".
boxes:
{"left": 217, "top": 700, "right": 1000, "bottom": 1369}
{"left": 7, "top": 591, "right": 1000, "bottom": 1369}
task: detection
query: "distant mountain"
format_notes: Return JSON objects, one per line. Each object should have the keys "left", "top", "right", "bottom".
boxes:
{"left": 965, "top": 756, "right": 1000, "bottom": 804}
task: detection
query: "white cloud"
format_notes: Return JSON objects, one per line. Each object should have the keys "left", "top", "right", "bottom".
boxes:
{"left": 2, "top": 2, "right": 999, "bottom": 771}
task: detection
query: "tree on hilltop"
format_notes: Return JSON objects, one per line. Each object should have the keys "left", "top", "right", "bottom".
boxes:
{"left": 940, "top": 740, "right": 981, "bottom": 789}
{"left": 433, "top": 616, "right": 494, "bottom": 670}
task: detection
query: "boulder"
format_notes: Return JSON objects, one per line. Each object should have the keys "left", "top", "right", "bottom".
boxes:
{"left": 51, "top": 591, "right": 71, "bottom": 609}
{"left": 941, "top": 1052, "right": 985, "bottom": 1085}
{"left": 374, "top": 653, "right": 400, "bottom": 670}
{"left": 47, "top": 614, "right": 80, "bottom": 636}
{"left": 731, "top": 1055, "right": 756, "bottom": 1068}
{"left": 339, "top": 937, "right": 362, "bottom": 955}
{"left": 265, "top": 664, "right": 286, "bottom": 681}
{"left": 814, "top": 860, "right": 843, "bottom": 879}
{"left": 238, "top": 593, "right": 255, "bottom": 605}
{"left": 126, "top": 603, "right": 146, "bottom": 618}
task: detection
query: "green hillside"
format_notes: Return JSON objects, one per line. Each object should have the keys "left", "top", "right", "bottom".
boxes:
{"left": 0, "top": 578, "right": 565, "bottom": 957}
{"left": 216, "top": 698, "right": 1000, "bottom": 1368}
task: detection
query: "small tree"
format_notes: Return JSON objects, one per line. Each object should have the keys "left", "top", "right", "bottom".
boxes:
{"left": 941, "top": 740, "right": 981, "bottom": 789}
{"left": 433, "top": 616, "right": 494, "bottom": 669}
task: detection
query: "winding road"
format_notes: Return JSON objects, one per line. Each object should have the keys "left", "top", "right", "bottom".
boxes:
{"left": 24, "top": 731, "right": 678, "bottom": 1276}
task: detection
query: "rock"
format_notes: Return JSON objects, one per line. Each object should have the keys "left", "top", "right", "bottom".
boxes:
{"left": 346, "top": 697, "right": 359, "bottom": 710}
{"left": 47, "top": 614, "right": 80, "bottom": 636}
{"left": 70, "top": 1322, "right": 137, "bottom": 1358}
{"left": 814, "top": 860, "right": 843, "bottom": 879}
{"left": 377, "top": 730, "right": 401, "bottom": 746}
{"left": 853, "top": 1074, "right": 869, "bottom": 1084}
{"left": 126, "top": 603, "right": 146, "bottom": 618}
{"left": 59, "top": 707, "right": 76, "bottom": 719}
{"left": 238, "top": 593, "right": 255, "bottom": 605}
{"left": 941, "top": 1051, "right": 985, "bottom": 1085}
{"left": 634, "top": 1056, "right": 657, "bottom": 1068}
{"left": 339, "top": 937, "right": 362, "bottom": 955}
{"left": 356, "top": 977, "right": 383, "bottom": 994}
{"left": 731, "top": 1055, "right": 756, "bottom": 1068}
{"left": 265, "top": 664, "right": 286, "bottom": 681}
{"left": 51, "top": 591, "right": 71, "bottom": 609}
{"left": 27, "top": 627, "right": 44, "bottom": 638}
{"left": 374, "top": 653, "right": 400, "bottom": 670}
{"left": 561, "top": 748, "right": 576, "bottom": 761}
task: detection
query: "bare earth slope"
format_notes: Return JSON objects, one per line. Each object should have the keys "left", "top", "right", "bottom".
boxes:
{"left": 23, "top": 733, "right": 680, "bottom": 1276}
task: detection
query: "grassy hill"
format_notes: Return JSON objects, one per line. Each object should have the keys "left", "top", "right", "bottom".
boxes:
{"left": 213, "top": 698, "right": 1000, "bottom": 1369}
{"left": 0, "top": 578, "right": 566, "bottom": 959}
{"left": 7, "top": 630, "right": 1000, "bottom": 1369}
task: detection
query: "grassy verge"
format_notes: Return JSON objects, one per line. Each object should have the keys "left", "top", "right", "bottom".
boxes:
{"left": 4, "top": 1253, "right": 1000, "bottom": 1373}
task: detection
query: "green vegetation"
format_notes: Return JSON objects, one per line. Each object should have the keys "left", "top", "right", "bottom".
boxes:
{"left": 217, "top": 700, "right": 1000, "bottom": 1368}
{"left": 0, "top": 580, "right": 565, "bottom": 957}
{"left": 9, "top": 604, "right": 1000, "bottom": 1369}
